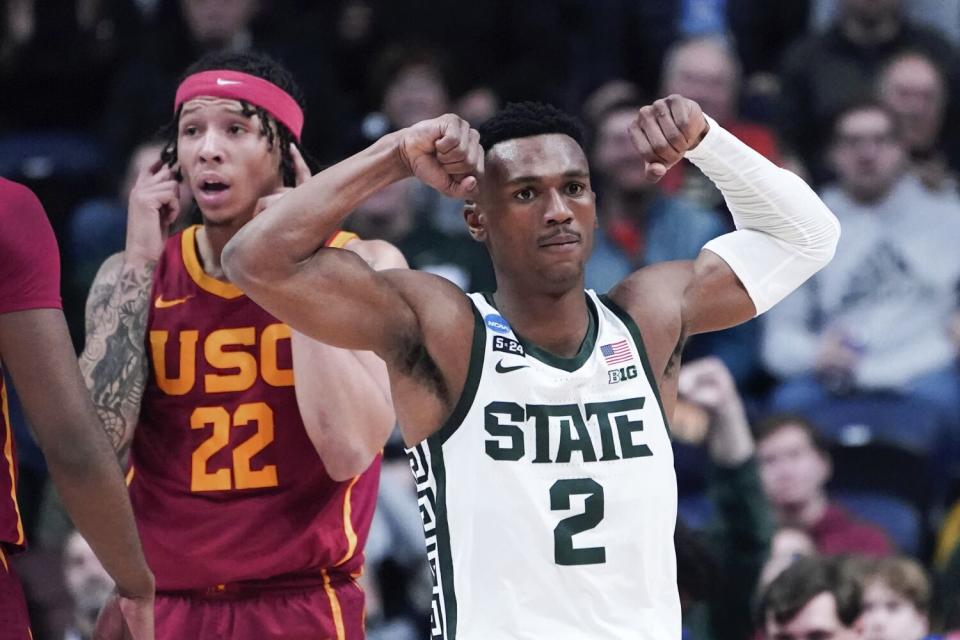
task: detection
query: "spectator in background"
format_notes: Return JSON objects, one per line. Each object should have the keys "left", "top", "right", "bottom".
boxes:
{"left": 343, "top": 178, "right": 495, "bottom": 292}
{"left": 63, "top": 530, "right": 114, "bottom": 640}
{"left": 453, "top": 86, "right": 500, "bottom": 128}
{"left": 778, "top": 0, "right": 957, "bottom": 182}
{"left": 756, "top": 414, "right": 893, "bottom": 556}
{"left": 812, "top": 0, "right": 960, "bottom": 47}
{"left": 676, "top": 357, "right": 774, "bottom": 640}
{"left": 0, "top": 0, "right": 145, "bottom": 130}
{"left": 727, "top": 0, "right": 812, "bottom": 111}
{"left": 658, "top": 35, "right": 782, "bottom": 214}
{"left": 358, "top": 44, "right": 452, "bottom": 144}
{"left": 355, "top": 44, "right": 481, "bottom": 236}
{"left": 586, "top": 100, "right": 726, "bottom": 290}
{"left": 102, "top": 0, "right": 347, "bottom": 170}
{"left": 876, "top": 51, "right": 957, "bottom": 194}
{"left": 758, "top": 555, "right": 864, "bottom": 640}
{"left": 762, "top": 101, "right": 960, "bottom": 422}
{"left": 576, "top": 0, "right": 809, "bottom": 111}
{"left": 859, "top": 556, "right": 932, "bottom": 640}
{"left": 344, "top": 1, "right": 571, "bottom": 107}
{"left": 759, "top": 526, "right": 818, "bottom": 589}
{"left": 587, "top": 99, "right": 760, "bottom": 385}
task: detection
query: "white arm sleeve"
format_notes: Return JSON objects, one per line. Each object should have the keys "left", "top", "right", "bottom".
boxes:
{"left": 684, "top": 115, "right": 840, "bottom": 315}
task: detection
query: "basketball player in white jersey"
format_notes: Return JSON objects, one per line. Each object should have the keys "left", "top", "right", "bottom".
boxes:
{"left": 222, "top": 96, "right": 840, "bottom": 639}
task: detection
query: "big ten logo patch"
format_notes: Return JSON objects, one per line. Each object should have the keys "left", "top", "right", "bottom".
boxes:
{"left": 150, "top": 323, "right": 293, "bottom": 395}
{"left": 607, "top": 365, "right": 638, "bottom": 385}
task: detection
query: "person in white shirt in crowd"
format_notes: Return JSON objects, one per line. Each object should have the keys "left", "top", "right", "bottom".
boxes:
{"left": 762, "top": 100, "right": 960, "bottom": 425}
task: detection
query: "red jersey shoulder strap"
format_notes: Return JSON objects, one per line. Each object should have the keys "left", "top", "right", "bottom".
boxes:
{"left": 178, "top": 225, "right": 244, "bottom": 300}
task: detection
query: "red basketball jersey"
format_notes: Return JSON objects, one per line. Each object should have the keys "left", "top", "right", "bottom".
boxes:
{"left": 130, "top": 225, "right": 379, "bottom": 591}
{"left": 0, "top": 178, "right": 62, "bottom": 553}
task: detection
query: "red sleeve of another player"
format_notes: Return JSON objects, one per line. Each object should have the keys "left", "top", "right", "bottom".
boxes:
{"left": 0, "top": 179, "right": 62, "bottom": 313}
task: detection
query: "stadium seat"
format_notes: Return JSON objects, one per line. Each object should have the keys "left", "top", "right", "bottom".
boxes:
{"left": 677, "top": 492, "right": 714, "bottom": 532}
{"left": 0, "top": 131, "right": 105, "bottom": 180}
{"left": 800, "top": 393, "right": 950, "bottom": 510}
{"left": 833, "top": 491, "right": 923, "bottom": 557}
{"left": 802, "top": 393, "right": 944, "bottom": 453}
{"left": 826, "top": 440, "right": 930, "bottom": 513}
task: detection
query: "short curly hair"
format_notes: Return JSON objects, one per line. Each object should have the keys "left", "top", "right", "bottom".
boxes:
{"left": 159, "top": 51, "right": 306, "bottom": 187}
{"left": 478, "top": 102, "right": 586, "bottom": 153}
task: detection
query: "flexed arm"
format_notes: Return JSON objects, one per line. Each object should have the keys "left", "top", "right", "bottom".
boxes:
{"left": 79, "top": 161, "right": 180, "bottom": 455}
{"left": 292, "top": 240, "right": 409, "bottom": 480}
{"left": 611, "top": 95, "right": 840, "bottom": 358}
{"left": 614, "top": 96, "right": 839, "bottom": 342}
{"left": 223, "top": 114, "right": 481, "bottom": 356}
{"left": 224, "top": 115, "right": 483, "bottom": 445}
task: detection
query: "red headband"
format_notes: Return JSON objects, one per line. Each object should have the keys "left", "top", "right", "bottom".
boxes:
{"left": 174, "top": 70, "right": 304, "bottom": 142}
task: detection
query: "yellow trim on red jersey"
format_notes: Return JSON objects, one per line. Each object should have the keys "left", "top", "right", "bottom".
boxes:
{"left": 1, "top": 382, "right": 24, "bottom": 547}
{"left": 125, "top": 466, "right": 135, "bottom": 487}
{"left": 325, "top": 231, "right": 358, "bottom": 249}
{"left": 0, "top": 545, "right": 8, "bottom": 572}
{"left": 334, "top": 476, "right": 360, "bottom": 566}
{"left": 181, "top": 226, "right": 244, "bottom": 300}
{"left": 322, "top": 569, "right": 347, "bottom": 640}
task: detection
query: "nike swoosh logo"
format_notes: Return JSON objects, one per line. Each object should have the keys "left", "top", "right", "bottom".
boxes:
{"left": 155, "top": 295, "right": 193, "bottom": 309}
{"left": 216, "top": 78, "right": 241, "bottom": 86}
{"left": 495, "top": 360, "right": 529, "bottom": 374}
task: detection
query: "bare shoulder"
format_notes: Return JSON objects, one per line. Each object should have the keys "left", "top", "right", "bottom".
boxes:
{"left": 343, "top": 238, "right": 409, "bottom": 271}
{"left": 607, "top": 261, "right": 693, "bottom": 380}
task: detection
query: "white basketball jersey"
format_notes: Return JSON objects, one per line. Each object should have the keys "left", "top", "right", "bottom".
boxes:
{"left": 407, "top": 291, "right": 680, "bottom": 639}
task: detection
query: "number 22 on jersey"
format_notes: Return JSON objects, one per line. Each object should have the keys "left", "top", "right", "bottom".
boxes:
{"left": 191, "top": 402, "right": 278, "bottom": 492}
{"left": 149, "top": 324, "right": 293, "bottom": 493}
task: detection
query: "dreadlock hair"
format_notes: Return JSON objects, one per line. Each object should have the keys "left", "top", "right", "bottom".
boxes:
{"left": 477, "top": 102, "right": 586, "bottom": 154}
{"left": 159, "top": 51, "right": 307, "bottom": 187}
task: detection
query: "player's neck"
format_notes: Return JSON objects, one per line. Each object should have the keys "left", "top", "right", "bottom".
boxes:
{"left": 492, "top": 285, "right": 589, "bottom": 359}
{"left": 195, "top": 223, "right": 242, "bottom": 280}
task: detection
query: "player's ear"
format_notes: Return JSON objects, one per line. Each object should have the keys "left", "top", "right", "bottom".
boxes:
{"left": 464, "top": 200, "right": 487, "bottom": 242}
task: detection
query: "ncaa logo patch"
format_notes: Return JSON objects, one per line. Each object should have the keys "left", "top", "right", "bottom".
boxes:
{"left": 485, "top": 314, "right": 511, "bottom": 334}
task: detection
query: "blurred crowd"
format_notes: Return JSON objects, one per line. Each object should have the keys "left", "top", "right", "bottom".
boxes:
{"left": 5, "top": 0, "right": 960, "bottom": 638}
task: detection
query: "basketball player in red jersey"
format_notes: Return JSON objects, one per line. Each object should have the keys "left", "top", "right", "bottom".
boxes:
{"left": 0, "top": 178, "right": 154, "bottom": 640}
{"left": 79, "top": 52, "right": 402, "bottom": 639}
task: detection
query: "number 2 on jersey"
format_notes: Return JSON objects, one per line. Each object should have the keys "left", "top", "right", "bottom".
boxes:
{"left": 191, "top": 402, "right": 278, "bottom": 492}
{"left": 550, "top": 478, "right": 606, "bottom": 565}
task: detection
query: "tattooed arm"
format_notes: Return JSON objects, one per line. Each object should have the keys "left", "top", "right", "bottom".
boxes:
{"left": 79, "top": 253, "right": 155, "bottom": 456}
{"left": 79, "top": 158, "right": 181, "bottom": 456}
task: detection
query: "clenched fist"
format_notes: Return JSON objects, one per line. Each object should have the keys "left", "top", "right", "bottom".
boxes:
{"left": 397, "top": 113, "right": 483, "bottom": 199}
{"left": 628, "top": 95, "right": 709, "bottom": 182}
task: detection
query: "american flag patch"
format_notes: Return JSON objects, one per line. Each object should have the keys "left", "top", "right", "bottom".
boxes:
{"left": 601, "top": 339, "right": 633, "bottom": 365}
